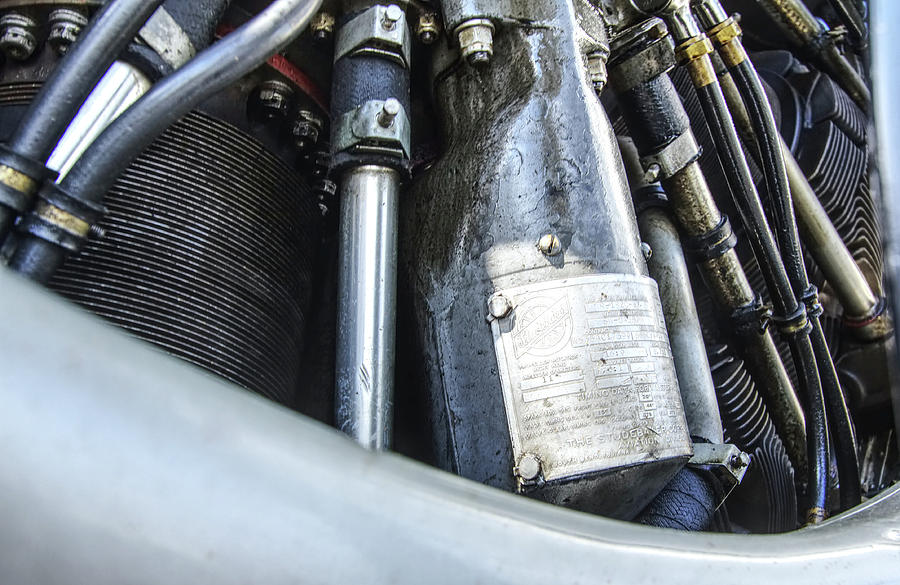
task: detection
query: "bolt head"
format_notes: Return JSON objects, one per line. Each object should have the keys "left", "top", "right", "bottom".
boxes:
{"left": 383, "top": 4, "right": 404, "bottom": 30}
{"left": 641, "top": 242, "right": 653, "bottom": 261}
{"left": 516, "top": 453, "right": 542, "bottom": 481}
{"left": 417, "top": 13, "right": 440, "bottom": 44}
{"left": 538, "top": 234, "right": 562, "bottom": 257}
{"left": 0, "top": 29, "right": 35, "bottom": 61}
{"left": 644, "top": 162, "right": 661, "bottom": 183}
{"left": 457, "top": 20, "right": 494, "bottom": 66}
{"left": 488, "top": 294, "right": 512, "bottom": 319}
{"left": 48, "top": 23, "right": 81, "bottom": 54}
{"left": 311, "top": 12, "right": 335, "bottom": 43}
{"left": 378, "top": 98, "right": 402, "bottom": 127}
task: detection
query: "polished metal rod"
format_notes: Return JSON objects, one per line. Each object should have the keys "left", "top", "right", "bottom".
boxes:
{"left": 335, "top": 164, "right": 400, "bottom": 449}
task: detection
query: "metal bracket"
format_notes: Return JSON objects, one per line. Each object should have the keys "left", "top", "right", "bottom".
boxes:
{"left": 688, "top": 443, "right": 750, "bottom": 489}
{"left": 640, "top": 131, "right": 700, "bottom": 180}
{"left": 334, "top": 4, "right": 412, "bottom": 69}
{"left": 138, "top": 7, "right": 196, "bottom": 69}
{"left": 333, "top": 99, "right": 412, "bottom": 159}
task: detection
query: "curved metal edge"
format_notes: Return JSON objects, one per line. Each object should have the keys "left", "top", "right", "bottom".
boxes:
{"left": 0, "top": 267, "right": 897, "bottom": 584}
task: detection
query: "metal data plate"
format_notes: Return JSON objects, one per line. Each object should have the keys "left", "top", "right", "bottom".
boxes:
{"left": 488, "top": 274, "right": 692, "bottom": 484}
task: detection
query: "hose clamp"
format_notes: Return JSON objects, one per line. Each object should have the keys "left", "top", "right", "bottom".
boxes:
{"left": 731, "top": 295, "right": 772, "bottom": 336}
{"left": 17, "top": 182, "right": 105, "bottom": 252}
{"left": 334, "top": 4, "right": 411, "bottom": 69}
{"left": 0, "top": 144, "right": 55, "bottom": 213}
{"left": 773, "top": 303, "right": 811, "bottom": 339}
{"left": 688, "top": 443, "right": 750, "bottom": 490}
{"left": 608, "top": 19, "right": 675, "bottom": 93}
{"left": 683, "top": 214, "right": 737, "bottom": 261}
{"left": 333, "top": 98, "right": 411, "bottom": 160}
{"left": 640, "top": 131, "right": 701, "bottom": 180}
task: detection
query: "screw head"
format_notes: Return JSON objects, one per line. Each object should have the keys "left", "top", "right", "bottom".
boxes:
{"left": 383, "top": 4, "right": 403, "bottom": 30}
{"left": 516, "top": 453, "right": 542, "bottom": 481}
{"left": 488, "top": 294, "right": 512, "bottom": 319}
{"left": 378, "top": 98, "right": 402, "bottom": 128}
{"left": 641, "top": 242, "right": 652, "bottom": 261}
{"left": 48, "top": 9, "right": 87, "bottom": 55}
{"left": 0, "top": 14, "right": 37, "bottom": 61}
{"left": 311, "top": 12, "right": 335, "bottom": 43}
{"left": 252, "top": 80, "right": 294, "bottom": 122}
{"left": 538, "top": 234, "right": 562, "bottom": 257}
{"left": 644, "top": 163, "right": 661, "bottom": 183}
{"left": 417, "top": 13, "right": 440, "bottom": 44}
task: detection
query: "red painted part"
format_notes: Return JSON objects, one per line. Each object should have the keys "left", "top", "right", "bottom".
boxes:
{"left": 216, "top": 24, "right": 329, "bottom": 114}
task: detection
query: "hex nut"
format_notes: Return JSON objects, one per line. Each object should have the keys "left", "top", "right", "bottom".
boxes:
{"left": 417, "top": 12, "right": 440, "bottom": 44}
{"left": 0, "top": 13, "right": 37, "bottom": 61}
{"left": 456, "top": 19, "right": 494, "bottom": 66}
{"left": 48, "top": 8, "right": 87, "bottom": 55}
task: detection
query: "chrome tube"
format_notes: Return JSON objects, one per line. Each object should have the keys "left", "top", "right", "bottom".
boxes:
{"left": 786, "top": 149, "right": 880, "bottom": 319}
{"left": 46, "top": 61, "right": 150, "bottom": 178}
{"left": 639, "top": 207, "right": 724, "bottom": 444}
{"left": 335, "top": 165, "right": 399, "bottom": 449}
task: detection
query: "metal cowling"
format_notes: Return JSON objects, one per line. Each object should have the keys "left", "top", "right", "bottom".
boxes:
{"left": 48, "top": 111, "right": 319, "bottom": 404}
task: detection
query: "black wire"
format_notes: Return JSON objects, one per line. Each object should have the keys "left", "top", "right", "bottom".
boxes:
{"left": 0, "top": 0, "right": 164, "bottom": 243}
{"left": 729, "top": 57, "right": 860, "bottom": 510}
{"left": 824, "top": 0, "right": 867, "bottom": 48}
{"left": 8, "top": 0, "right": 164, "bottom": 163}
{"left": 9, "top": 0, "right": 323, "bottom": 282}
{"left": 690, "top": 65, "right": 831, "bottom": 519}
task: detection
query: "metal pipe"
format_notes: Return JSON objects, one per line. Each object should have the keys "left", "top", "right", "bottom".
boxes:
{"left": 45, "top": 61, "right": 150, "bottom": 179}
{"left": 0, "top": 267, "right": 899, "bottom": 584}
{"left": 715, "top": 66, "right": 886, "bottom": 338}
{"left": 639, "top": 206, "right": 725, "bottom": 444}
{"left": 753, "top": 0, "right": 870, "bottom": 110}
{"left": 335, "top": 164, "right": 399, "bottom": 449}
{"left": 663, "top": 162, "right": 807, "bottom": 471}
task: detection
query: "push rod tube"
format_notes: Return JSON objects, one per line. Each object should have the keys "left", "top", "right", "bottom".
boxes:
{"left": 608, "top": 20, "right": 807, "bottom": 474}
{"left": 335, "top": 165, "right": 400, "bottom": 449}
{"left": 713, "top": 63, "right": 887, "bottom": 340}
{"left": 640, "top": 207, "right": 725, "bottom": 444}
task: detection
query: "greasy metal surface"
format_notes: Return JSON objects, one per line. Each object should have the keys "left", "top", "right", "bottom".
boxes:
{"left": 1, "top": 268, "right": 900, "bottom": 584}
{"left": 401, "top": 0, "right": 649, "bottom": 505}
{"left": 487, "top": 274, "right": 691, "bottom": 516}
{"left": 639, "top": 207, "right": 724, "bottom": 444}
{"left": 335, "top": 165, "right": 399, "bottom": 449}
{"left": 49, "top": 111, "right": 320, "bottom": 404}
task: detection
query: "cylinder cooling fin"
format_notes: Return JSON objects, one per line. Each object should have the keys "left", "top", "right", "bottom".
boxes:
{"left": 0, "top": 2, "right": 899, "bottom": 577}
{"left": 50, "top": 111, "right": 320, "bottom": 404}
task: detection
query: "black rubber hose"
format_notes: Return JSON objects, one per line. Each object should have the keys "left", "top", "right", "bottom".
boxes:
{"left": 824, "top": 0, "right": 867, "bottom": 48}
{"left": 729, "top": 57, "right": 860, "bottom": 510}
{"left": 0, "top": 0, "right": 165, "bottom": 240}
{"left": 164, "top": 0, "right": 233, "bottom": 50}
{"left": 9, "top": 0, "right": 324, "bottom": 281}
{"left": 692, "top": 73, "right": 831, "bottom": 520}
{"left": 8, "top": 0, "right": 164, "bottom": 164}
{"left": 637, "top": 468, "right": 718, "bottom": 531}
{"left": 693, "top": 82, "right": 794, "bottom": 317}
